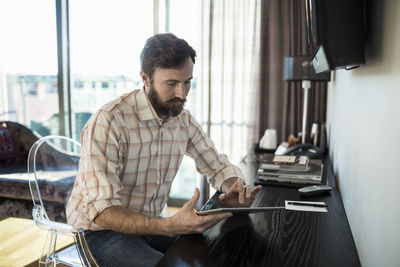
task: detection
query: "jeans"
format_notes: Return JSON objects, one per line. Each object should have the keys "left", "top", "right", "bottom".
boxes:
{"left": 85, "top": 230, "right": 177, "bottom": 267}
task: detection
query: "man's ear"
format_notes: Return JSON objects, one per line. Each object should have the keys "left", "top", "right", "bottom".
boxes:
{"left": 140, "top": 71, "right": 151, "bottom": 87}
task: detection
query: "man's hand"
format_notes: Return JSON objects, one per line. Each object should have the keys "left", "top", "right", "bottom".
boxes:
{"left": 219, "top": 178, "right": 262, "bottom": 207}
{"left": 166, "top": 188, "right": 232, "bottom": 236}
{"left": 95, "top": 188, "right": 230, "bottom": 236}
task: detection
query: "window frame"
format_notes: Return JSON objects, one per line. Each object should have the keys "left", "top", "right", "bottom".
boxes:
{"left": 56, "top": 0, "right": 167, "bottom": 138}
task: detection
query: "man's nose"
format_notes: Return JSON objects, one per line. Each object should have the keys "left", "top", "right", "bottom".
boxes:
{"left": 175, "top": 84, "right": 186, "bottom": 100}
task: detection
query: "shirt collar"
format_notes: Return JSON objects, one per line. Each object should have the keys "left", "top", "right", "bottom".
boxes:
{"left": 136, "top": 87, "right": 161, "bottom": 121}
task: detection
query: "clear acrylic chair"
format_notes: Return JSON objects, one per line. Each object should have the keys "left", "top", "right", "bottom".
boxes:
{"left": 27, "top": 135, "right": 98, "bottom": 267}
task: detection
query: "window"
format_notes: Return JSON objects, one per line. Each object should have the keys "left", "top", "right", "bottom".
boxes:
{"left": 0, "top": 0, "right": 59, "bottom": 136}
{"left": 69, "top": 0, "right": 153, "bottom": 141}
{"left": 0, "top": 0, "right": 205, "bottom": 204}
{"left": 167, "top": 0, "right": 203, "bottom": 201}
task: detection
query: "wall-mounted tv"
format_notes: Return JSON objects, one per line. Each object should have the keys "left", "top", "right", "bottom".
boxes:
{"left": 306, "top": 0, "right": 366, "bottom": 73}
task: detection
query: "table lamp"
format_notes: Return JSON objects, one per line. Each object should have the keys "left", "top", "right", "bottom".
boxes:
{"left": 283, "top": 56, "right": 331, "bottom": 144}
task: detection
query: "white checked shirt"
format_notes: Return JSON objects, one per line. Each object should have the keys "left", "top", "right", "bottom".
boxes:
{"left": 66, "top": 88, "right": 244, "bottom": 230}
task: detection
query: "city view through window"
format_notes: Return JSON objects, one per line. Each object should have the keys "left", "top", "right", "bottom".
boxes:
{"left": 0, "top": 0, "right": 202, "bottom": 201}
{"left": 0, "top": 0, "right": 59, "bottom": 134}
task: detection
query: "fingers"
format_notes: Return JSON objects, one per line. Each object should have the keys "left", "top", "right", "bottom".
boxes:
{"left": 241, "top": 185, "right": 257, "bottom": 204}
{"left": 196, "top": 212, "right": 232, "bottom": 232}
{"left": 247, "top": 185, "right": 262, "bottom": 200}
{"left": 253, "top": 185, "right": 262, "bottom": 194}
{"left": 171, "top": 188, "right": 234, "bottom": 235}
{"left": 182, "top": 188, "right": 200, "bottom": 210}
{"left": 219, "top": 179, "right": 243, "bottom": 201}
{"left": 219, "top": 179, "right": 263, "bottom": 207}
{"left": 238, "top": 186, "right": 245, "bottom": 204}
{"left": 202, "top": 212, "right": 232, "bottom": 224}
{"left": 235, "top": 178, "right": 244, "bottom": 192}
{"left": 235, "top": 179, "right": 245, "bottom": 204}
{"left": 251, "top": 185, "right": 262, "bottom": 198}
{"left": 245, "top": 185, "right": 252, "bottom": 199}
{"left": 238, "top": 183, "right": 262, "bottom": 206}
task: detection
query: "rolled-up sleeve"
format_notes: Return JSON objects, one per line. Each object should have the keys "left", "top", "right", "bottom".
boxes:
{"left": 185, "top": 114, "right": 244, "bottom": 191}
{"left": 79, "top": 110, "right": 124, "bottom": 224}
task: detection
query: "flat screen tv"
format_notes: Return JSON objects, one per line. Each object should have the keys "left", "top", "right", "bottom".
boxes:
{"left": 305, "top": 0, "right": 366, "bottom": 73}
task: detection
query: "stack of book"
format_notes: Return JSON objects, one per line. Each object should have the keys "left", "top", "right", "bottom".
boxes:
{"left": 257, "top": 154, "right": 323, "bottom": 186}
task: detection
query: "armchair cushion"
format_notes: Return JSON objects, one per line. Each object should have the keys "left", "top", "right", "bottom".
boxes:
{"left": 0, "top": 124, "right": 17, "bottom": 168}
{"left": 0, "top": 121, "right": 73, "bottom": 222}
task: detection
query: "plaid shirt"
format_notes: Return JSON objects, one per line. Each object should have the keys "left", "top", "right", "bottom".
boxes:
{"left": 66, "top": 88, "right": 243, "bottom": 230}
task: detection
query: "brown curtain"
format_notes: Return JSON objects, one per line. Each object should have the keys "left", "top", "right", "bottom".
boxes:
{"left": 258, "top": 0, "right": 328, "bottom": 144}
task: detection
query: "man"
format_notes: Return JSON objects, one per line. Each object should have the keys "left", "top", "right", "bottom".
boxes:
{"left": 66, "top": 33, "right": 261, "bottom": 266}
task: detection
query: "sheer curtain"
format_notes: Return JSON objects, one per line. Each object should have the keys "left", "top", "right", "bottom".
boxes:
{"left": 193, "top": 0, "right": 260, "bottom": 202}
{"left": 197, "top": 0, "right": 261, "bottom": 164}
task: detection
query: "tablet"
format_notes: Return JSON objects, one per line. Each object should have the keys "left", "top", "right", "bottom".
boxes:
{"left": 196, "top": 206, "right": 285, "bottom": 216}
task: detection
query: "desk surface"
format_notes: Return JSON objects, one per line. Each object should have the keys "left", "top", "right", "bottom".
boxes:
{"left": 0, "top": 217, "right": 73, "bottom": 267}
{"left": 157, "top": 154, "right": 360, "bottom": 267}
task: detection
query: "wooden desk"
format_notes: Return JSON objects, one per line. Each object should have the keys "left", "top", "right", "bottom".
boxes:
{"left": 0, "top": 217, "right": 73, "bottom": 267}
{"left": 157, "top": 154, "right": 360, "bottom": 267}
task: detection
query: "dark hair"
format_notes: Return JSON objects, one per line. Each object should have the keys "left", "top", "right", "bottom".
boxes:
{"left": 140, "top": 33, "right": 196, "bottom": 78}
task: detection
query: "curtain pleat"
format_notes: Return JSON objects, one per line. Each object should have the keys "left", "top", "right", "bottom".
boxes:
{"left": 259, "top": 0, "right": 328, "bottom": 144}
{"left": 199, "top": 0, "right": 261, "bottom": 163}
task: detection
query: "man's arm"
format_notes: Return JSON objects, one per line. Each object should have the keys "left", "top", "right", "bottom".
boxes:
{"left": 185, "top": 114, "right": 244, "bottom": 191}
{"left": 95, "top": 188, "right": 231, "bottom": 236}
{"left": 185, "top": 113, "right": 261, "bottom": 207}
{"left": 94, "top": 206, "right": 168, "bottom": 235}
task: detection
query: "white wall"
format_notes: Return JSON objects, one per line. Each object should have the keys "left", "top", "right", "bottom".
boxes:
{"left": 326, "top": 1, "right": 400, "bottom": 266}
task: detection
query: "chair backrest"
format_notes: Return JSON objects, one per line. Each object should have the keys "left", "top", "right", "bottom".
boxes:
{"left": 27, "top": 136, "right": 98, "bottom": 266}
{"left": 28, "top": 135, "right": 81, "bottom": 218}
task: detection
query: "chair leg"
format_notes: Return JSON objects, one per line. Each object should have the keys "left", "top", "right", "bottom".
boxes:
{"left": 40, "top": 230, "right": 57, "bottom": 267}
{"left": 74, "top": 231, "right": 99, "bottom": 267}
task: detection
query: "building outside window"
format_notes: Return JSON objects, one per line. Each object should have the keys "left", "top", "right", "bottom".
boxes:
{"left": 0, "top": 0, "right": 59, "bottom": 136}
{"left": 69, "top": 0, "right": 154, "bottom": 141}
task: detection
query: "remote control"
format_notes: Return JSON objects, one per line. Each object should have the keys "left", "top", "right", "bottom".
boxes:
{"left": 298, "top": 185, "right": 332, "bottom": 196}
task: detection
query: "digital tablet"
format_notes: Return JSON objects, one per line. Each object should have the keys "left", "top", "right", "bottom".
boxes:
{"left": 196, "top": 206, "right": 285, "bottom": 216}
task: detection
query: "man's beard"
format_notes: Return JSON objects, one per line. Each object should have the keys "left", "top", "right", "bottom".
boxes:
{"left": 147, "top": 85, "right": 186, "bottom": 118}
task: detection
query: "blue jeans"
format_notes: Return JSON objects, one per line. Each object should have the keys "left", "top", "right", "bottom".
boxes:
{"left": 85, "top": 230, "right": 177, "bottom": 267}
